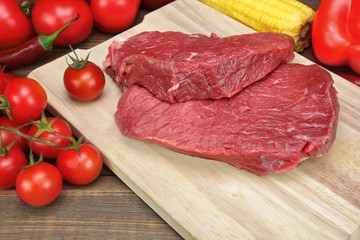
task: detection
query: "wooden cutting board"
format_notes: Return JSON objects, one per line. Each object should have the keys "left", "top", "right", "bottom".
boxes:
{"left": 28, "top": 1, "right": 360, "bottom": 239}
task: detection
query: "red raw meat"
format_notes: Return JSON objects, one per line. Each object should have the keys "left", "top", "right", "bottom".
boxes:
{"left": 104, "top": 31, "right": 294, "bottom": 103}
{"left": 115, "top": 63, "right": 339, "bottom": 175}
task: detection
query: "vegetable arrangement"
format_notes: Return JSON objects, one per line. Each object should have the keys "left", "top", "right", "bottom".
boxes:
{"left": 0, "top": 15, "right": 79, "bottom": 70}
{"left": 312, "top": 0, "right": 360, "bottom": 76}
{"left": 199, "top": 0, "right": 315, "bottom": 52}
{"left": 0, "top": 0, "right": 173, "bottom": 70}
{"left": 0, "top": 73, "right": 104, "bottom": 207}
{"left": 0, "top": 0, "right": 164, "bottom": 207}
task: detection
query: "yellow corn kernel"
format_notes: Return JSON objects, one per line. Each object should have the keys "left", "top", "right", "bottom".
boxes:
{"left": 200, "top": 0, "right": 315, "bottom": 52}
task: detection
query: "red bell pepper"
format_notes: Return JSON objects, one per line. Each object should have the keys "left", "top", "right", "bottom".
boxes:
{"left": 312, "top": 0, "right": 360, "bottom": 75}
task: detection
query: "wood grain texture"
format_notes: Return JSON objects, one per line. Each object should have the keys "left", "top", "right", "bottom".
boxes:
{"left": 0, "top": 177, "right": 180, "bottom": 240}
{"left": 25, "top": 0, "right": 360, "bottom": 239}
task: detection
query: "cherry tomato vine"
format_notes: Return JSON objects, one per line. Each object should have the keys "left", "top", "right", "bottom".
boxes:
{"left": 0, "top": 77, "right": 103, "bottom": 206}
{"left": 0, "top": 114, "right": 104, "bottom": 206}
{"left": 0, "top": 0, "right": 169, "bottom": 206}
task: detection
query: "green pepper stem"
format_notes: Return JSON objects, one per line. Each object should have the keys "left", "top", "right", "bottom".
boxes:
{"left": 38, "top": 14, "right": 80, "bottom": 52}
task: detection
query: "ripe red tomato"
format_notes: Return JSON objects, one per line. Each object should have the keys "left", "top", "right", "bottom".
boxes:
{"left": 0, "top": 69, "right": 16, "bottom": 94}
{"left": 3, "top": 77, "right": 47, "bottom": 124}
{"left": 0, "top": 146, "right": 28, "bottom": 189}
{"left": 16, "top": 162, "right": 63, "bottom": 207}
{"left": 90, "top": 0, "right": 141, "bottom": 33}
{"left": 56, "top": 143, "right": 103, "bottom": 185}
{"left": 27, "top": 117, "right": 73, "bottom": 159}
{"left": 0, "top": 0, "right": 35, "bottom": 50}
{"left": 0, "top": 116, "right": 30, "bottom": 152}
{"left": 31, "top": 0, "right": 93, "bottom": 47}
{"left": 141, "top": 0, "right": 174, "bottom": 10}
{"left": 63, "top": 55, "right": 105, "bottom": 101}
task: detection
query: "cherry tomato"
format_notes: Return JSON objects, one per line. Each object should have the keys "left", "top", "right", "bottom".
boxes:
{"left": 141, "top": 0, "right": 174, "bottom": 10}
{"left": 31, "top": 0, "right": 93, "bottom": 47}
{"left": 0, "top": 116, "right": 30, "bottom": 152}
{"left": 16, "top": 162, "right": 62, "bottom": 207}
{"left": 63, "top": 51, "right": 105, "bottom": 101}
{"left": 0, "top": 146, "right": 28, "bottom": 189}
{"left": 90, "top": 0, "right": 141, "bottom": 33}
{"left": 0, "top": 0, "right": 35, "bottom": 50}
{"left": 27, "top": 117, "right": 73, "bottom": 159}
{"left": 56, "top": 143, "right": 103, "bottom": 185}
{"left": 0, "top": 68, "right": 16, "bottom": 94}
{"left": 3, "top": 77, "right": 47, "bottom": 124}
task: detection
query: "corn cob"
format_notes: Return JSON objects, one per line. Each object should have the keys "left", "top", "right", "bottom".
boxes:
{"left": 200, "top": 0, "right": 315, "bottom": 52}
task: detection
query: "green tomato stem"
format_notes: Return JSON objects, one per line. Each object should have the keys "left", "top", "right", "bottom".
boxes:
{"left": 66, "top": 45, "right": 91, "bottom": 70}
{"left": 0, "top": 125, "right": 57, "bottom": 147}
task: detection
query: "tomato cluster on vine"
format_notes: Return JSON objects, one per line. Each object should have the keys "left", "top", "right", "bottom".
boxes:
{"left": 0, "top": 75, "right": 103, "bottom": 207}
{"left": 0, "top": 0, "right": 176, "bottom": 207}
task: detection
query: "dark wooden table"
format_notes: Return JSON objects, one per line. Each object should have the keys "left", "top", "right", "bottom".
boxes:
{"left": 1, "top": 1, "right": 357, "bottom": 239}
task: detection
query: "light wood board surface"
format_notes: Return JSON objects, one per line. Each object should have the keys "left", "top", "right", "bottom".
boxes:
{"left": 28, "top": 1, "right": 360, "bottom": 239}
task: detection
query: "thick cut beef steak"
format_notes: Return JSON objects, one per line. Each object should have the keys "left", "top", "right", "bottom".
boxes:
{"left": 115, "top": 63, "right": 339, "bottom": 176}
{"left": 104, "top": 31, "right": 294, "bottom": 103}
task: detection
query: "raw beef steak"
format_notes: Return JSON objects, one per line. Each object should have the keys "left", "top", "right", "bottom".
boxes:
{"left": 104, "top": 31, "right": 294, "bottom": 103}
{"left": 115, "top": 63, "right": 339, "bottom": 176}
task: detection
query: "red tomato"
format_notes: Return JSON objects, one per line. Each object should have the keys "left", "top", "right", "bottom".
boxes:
{"left": 56, "top": 143, "right": 103, "bottom": 185}
{"left": 0, "top": 116, "right": 30, "bottom": 152}
{"left": 0, "top": 0, "right": 34, "bottom": 50}
{"left": 63, "top": 57, "right": 105, "bottom": 101}
{"left": 16, "top": 162, "right": 63, "bottom": 207}
{"left": 90, "top": 0, "right": 140, "bottom": 33}
{"left": 141, "top": 0, "right": 174, "bottom": 10}
{"left": 0, "top": 69, "right": 16, "bottom": 94}
{"left": 31, "top": 0, "right": 93, "bottom": 47}
{"left": 27, "top": 117, "right": 73, "bottom": 159}
{"left": 3, "top": 77, "right": 47, "bottom": 124}
{"left": 0, "top": 146, "right": 28, "bottom": 189}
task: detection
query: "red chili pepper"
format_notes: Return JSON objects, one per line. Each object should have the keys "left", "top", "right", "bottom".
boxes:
{"left": 312, "top": 0, "right": 360, "bottom": 75}
{"left": 0, "top": 14, "right": 79, "bottom": 70}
